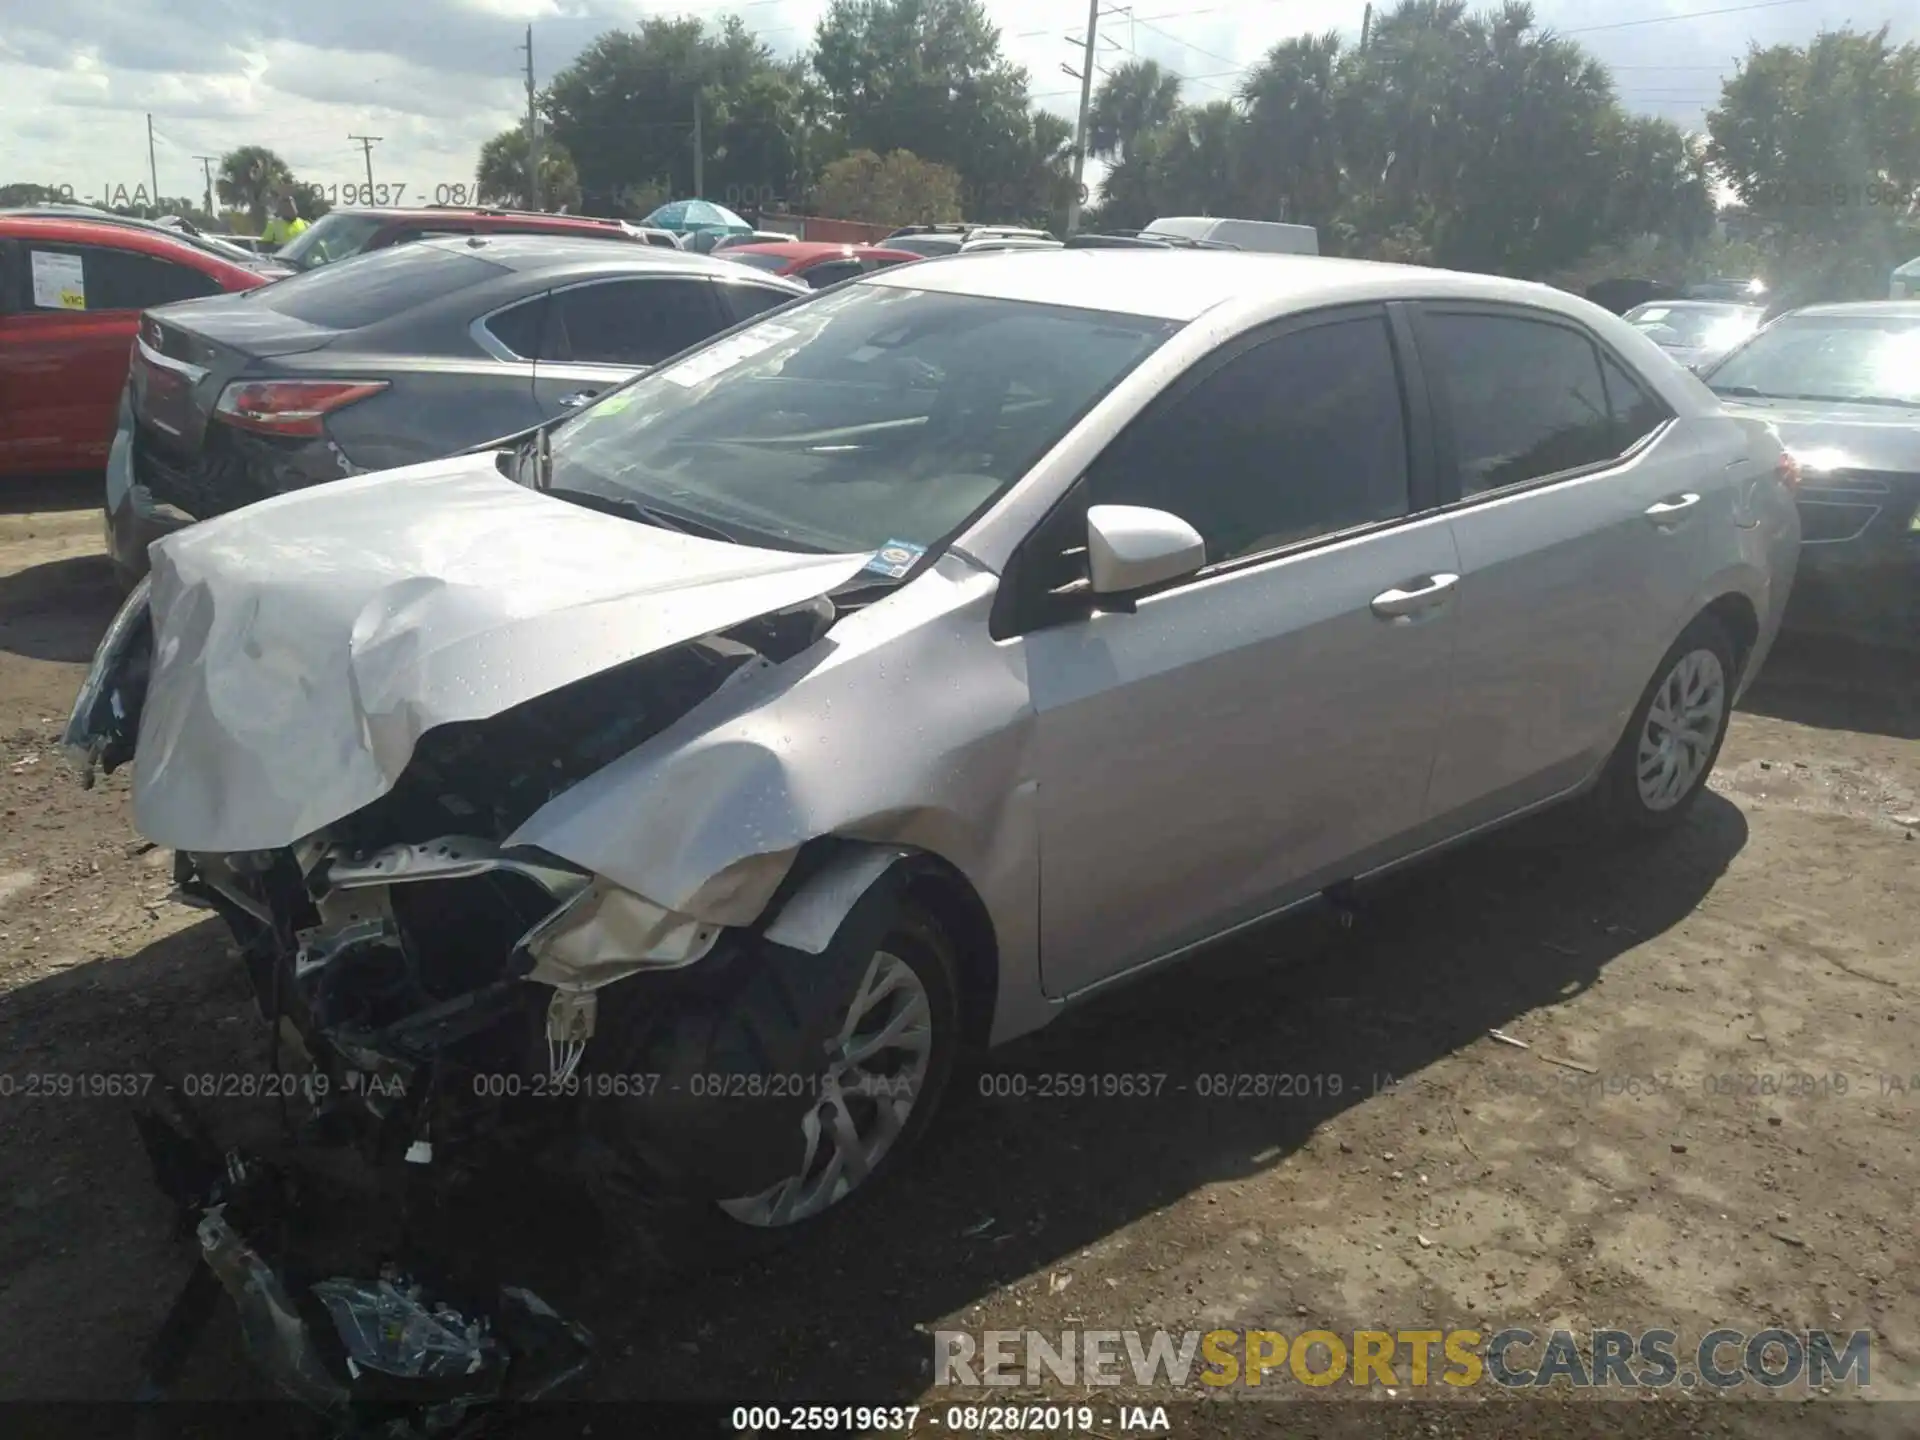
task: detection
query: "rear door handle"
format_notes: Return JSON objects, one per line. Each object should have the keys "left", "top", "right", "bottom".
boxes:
{"left": 1645, "top": 492, "right": 1701, "bottom": 526}
{"left": 1371, "top": 572, "right": 1459, "bottom": 620}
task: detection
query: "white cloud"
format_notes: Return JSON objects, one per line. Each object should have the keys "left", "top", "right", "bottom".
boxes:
{"left": 1, "top": 0, "right": 1912, "bottom": 212}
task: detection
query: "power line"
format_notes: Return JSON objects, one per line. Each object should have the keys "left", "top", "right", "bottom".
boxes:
{"left": 1562, "top": 0, "right": 1814, "bottom": 34}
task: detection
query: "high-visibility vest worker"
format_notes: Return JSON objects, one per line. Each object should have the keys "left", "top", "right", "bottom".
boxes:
{"left": 261, "top": 205, "right": 310, "bottom": 247}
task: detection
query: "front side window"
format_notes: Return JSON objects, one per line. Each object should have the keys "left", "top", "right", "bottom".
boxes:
{"left": 1084, "top": 315, "right": 1411, "bottom": 564}
{"left": 1705, "top": 313, "right": 1920, "bottom": 406}
{"left": 547, "top": 278, "right": 724, "bottom": 366}
{"left": 1425, "top": 312, "right": 1616, "bottom": 494}
{"left": 544, "top": 283, "right": 1179, "bottom": 554}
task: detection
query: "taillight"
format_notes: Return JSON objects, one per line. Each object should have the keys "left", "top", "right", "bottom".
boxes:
{"left": 1776, "top": 451, "right": 1801, "bottom": 491}
{"left": 214, "top": 379, "right": 388, "bottom": 438}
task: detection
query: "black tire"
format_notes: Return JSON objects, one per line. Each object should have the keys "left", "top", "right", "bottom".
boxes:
{"left": 583, "top": 900, "right": 961, "bottom": 1249}
{"left": 1589, "top": 612, "right": 1738, "bottom": 833}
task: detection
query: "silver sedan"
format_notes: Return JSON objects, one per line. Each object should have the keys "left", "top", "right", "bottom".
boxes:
{"left": 66, "top": 249, "right": 1800, "bottom": 1230}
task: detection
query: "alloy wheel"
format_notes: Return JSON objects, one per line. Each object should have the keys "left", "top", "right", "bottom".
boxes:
{"left": 1635, "top": 647, "right": 1727, "bottom": 811}
{"left": 717, "top": 949, "right": 935, "bottom": 1227}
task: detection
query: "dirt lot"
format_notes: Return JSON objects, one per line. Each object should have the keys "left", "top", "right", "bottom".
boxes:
{"left": 1, "top": 477, "right": 1915, "bottom": 1436}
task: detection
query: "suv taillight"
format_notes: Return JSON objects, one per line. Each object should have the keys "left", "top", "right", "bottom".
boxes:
{"left": 1776, "top": 451, "right": 1801, "bottom": 491}
{"left": 214, "top": 379, "right": 388, "bottom": 438}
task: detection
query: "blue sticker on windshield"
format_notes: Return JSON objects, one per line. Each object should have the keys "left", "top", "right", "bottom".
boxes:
{"left": 864, "top": 539, "right": 925, "bottom": 578}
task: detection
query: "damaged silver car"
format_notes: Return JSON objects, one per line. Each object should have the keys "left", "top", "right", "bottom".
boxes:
{"left": 67, "top": 250, "right": 1800, "bottom": 1230}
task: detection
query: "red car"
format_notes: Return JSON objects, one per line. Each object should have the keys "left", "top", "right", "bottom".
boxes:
{"left": 0, "top": 214, "right": 272, "bottom": 475}
{"left": 717, "top": 241, "right": 924, "bottom": 288}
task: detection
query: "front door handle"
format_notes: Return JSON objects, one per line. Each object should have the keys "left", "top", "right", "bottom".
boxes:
{"left": 558, "top": 389, "right": 600, "bottom": 409}
{"left": 1370, "top": 572, "right": 1459, "bottom": 620}
{"left": 1644, "top": 492, "right": 1701, "bottom": 526}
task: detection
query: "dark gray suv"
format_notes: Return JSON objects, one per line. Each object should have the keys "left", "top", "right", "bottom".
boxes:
{"left": 106, "top": 235, "right": 805, "bottom": 584}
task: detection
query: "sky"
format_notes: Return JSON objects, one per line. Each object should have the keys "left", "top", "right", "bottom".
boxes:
{"left": 0, "top": 0, "right": 1912, "bottom": 214}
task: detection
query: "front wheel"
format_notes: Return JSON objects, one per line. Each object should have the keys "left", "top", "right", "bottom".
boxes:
{"left": 1591, "top": 613, "right": 1737, "bottom": 831}
{"left": 715, "top": 910, "right": 959, "bottom": 1228}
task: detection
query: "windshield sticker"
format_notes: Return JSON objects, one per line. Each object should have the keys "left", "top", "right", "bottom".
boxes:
{"left": 586, "top": 392, "right": 636, "bottom": 417}
{"left": 863, "top": 539, "right": 925, "bottom": 579}
{"left": 660, "top": 323, "right": 797, "bottom": 388}
{"left": 31, "top": 250, "right": 86, "bottom": 310}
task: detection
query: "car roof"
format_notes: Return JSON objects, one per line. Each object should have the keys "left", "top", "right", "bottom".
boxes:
{"left": 408, "top": 232, "right": 806, "bottom": 285}
{"left": 725, "top": 241, "right": 917, "bottom": 263}
{"left": 1628, "top": 299, "right": 1762, "bottom": 311}
{"left": 317, "top": 206, "right": 629, "bottom": 229}
{"left": 1783, "top": 300, "right": 1920, "bottom": 320}
{"left": 865, "top": 248, "right": 1597, "bottom": 324}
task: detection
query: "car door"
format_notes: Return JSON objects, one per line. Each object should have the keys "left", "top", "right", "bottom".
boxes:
{"left": 1411, "top": 304, "right": 1703, "bottom": 829}
{"left": 530, "top": 275, "right": 730, "bottom": 418}
{"left": 0, "top": 238, "right": 221, "bottom": 471}
{"left": 1013, "top": 306, "right": 1461, "bottom": 997}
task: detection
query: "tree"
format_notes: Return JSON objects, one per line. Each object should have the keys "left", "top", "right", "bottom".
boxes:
{"left": 546, "top": 17, "right": 796, "bottom": 215}
{"left": 1088, "top": 60, "right": 1183, "bottom": 161}
{"left": 812, "top": 0, "right": 1047, "bottom": 219}
{"left": 476, "top": 128, "right": 583, "bottom": 211}
{"left": 1239, "top": 33, "right": 1343, "bottom": 222}
{"left": 217, "top": 146, "right": 296, "bottom": 228}
{"left": 0, "top": 182, "right": 63, "bottom": 207}
{"left": 813, "top": 149, "right": 963, "bottom": 226}
{"left": 1706, "top": 26, "right": 1920, "bottom": 306}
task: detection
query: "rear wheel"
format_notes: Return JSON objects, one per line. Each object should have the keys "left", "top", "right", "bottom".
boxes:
{"left": 1591, "top": 613, "right": 1737, "bottom": 831}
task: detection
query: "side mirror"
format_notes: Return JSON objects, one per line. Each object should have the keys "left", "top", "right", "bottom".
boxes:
{"left": 1086, "top": 504, "right": 1206, "bottom": 597}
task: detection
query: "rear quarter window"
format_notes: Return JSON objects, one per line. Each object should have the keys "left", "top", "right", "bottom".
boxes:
{"left": 258, "top": 244, "right": 507, "bottom": 329}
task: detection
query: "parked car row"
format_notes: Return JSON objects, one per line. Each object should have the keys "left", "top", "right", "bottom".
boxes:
{"left": 66, "top": 247, "right": 1803, "bottom": 1241}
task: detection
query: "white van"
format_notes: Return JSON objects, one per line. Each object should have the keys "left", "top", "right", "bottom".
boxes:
{"left": 1142, "top": 216, "right": 1320, "bottom": 255}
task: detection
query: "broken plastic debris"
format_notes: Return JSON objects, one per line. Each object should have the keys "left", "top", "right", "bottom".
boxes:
{"left": 404, "top": 1139, "right": 433, "bottom": 1165}
{"left": 1487, "top": 1029, "right": 1530, "bottom": 1049}
{"left": 312, "top": 1273, "right": 503, "bottom": 1381}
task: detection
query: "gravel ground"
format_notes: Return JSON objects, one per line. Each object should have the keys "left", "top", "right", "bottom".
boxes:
{"left": 0, "top": 477, "right": 1914, "bottom": 1438}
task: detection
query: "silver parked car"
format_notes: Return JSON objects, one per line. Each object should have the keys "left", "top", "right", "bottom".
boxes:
{"left": 65, "top": 251, "right": 1800, "bottom": 1230}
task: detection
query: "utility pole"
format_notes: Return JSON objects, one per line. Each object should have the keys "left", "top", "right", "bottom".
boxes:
{"left": 1064, "top": 0, "right": 1101, "bottom": 235}
{"left": 1361, "top": 2, "right": 1373, "bottom": 49}
{"left": 692, "top": 89, "right": 705, "bottom": 198}
{"left": 195, "top": 155, "right": 217, "bottom": 217}
{"left": 519, "top": 24, "right": 542, "bottom": 210}
{"left": 350, "top": 135, "right": 381, "bottom": 197}
{"left": 146, "top": 114, "right": 159, "bottom": 207}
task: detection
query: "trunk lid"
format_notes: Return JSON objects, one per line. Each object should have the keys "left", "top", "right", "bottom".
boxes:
{"left": 132, "top": 295, "right": 340, "bottom": 457}
{"left": 78, "top": 452, "right": 870, "bottom": 853}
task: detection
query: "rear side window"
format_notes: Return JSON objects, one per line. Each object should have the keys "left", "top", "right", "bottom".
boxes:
{"left": 483, "top": 295, "right": 547, "bottom": 359}
{"left": 1086, "top": 314, "right": 1411, "bottom": 564}
{"left": 547, "top": 277, "right": 723, "bottom": 365}
{"left": 801, "top": 259, "right": 862, "bottom": 289}
{"left": 23, "top": 244, "right": 221, "bottom": 312}
{"left": 260, "top": 244, "right": 506, "bottom": 329}
{"left": 1424, "top": 312, "right": 1616, "bottom": 494}
{"left": 1599, "top": 353, "right": 1670, "bottom": 452}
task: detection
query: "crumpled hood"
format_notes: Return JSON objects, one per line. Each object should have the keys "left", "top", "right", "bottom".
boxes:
{"left": 132, "top": 452, "right": 870, "bottom": 852}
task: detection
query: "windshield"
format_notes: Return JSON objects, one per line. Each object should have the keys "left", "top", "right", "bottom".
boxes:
{"left": 1706, "top": 313, "right": 1920, "bottom": 406}
{"left": 277, "top": 212, "right": 386, "bottom": 270}
{"left": 1626, "top": 304, "right": 1761, "bottom": 350}
{"left": 543, "top": 282, "right": 1180, "bottom": 554}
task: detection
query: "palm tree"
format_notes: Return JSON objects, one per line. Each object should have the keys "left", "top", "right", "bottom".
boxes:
{"left": 216, "top": 146, "right": 295, "bottom": 230}
{"left": 1239, "top": 31, "right": 1344, "bottom": 222}
{"left": 1088, "top": 60, "right": 1184, "bottom": 161}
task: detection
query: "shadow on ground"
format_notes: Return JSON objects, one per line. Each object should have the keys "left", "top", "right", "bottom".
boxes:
{"left": 0, "top": 553, "right": 122, "bottom": 664}
{"left": 0, "top": 793, "right": 1749, "bottom": 1406}
{"left": 1740, "top": 629, "right": 1920, "bottom": 742}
